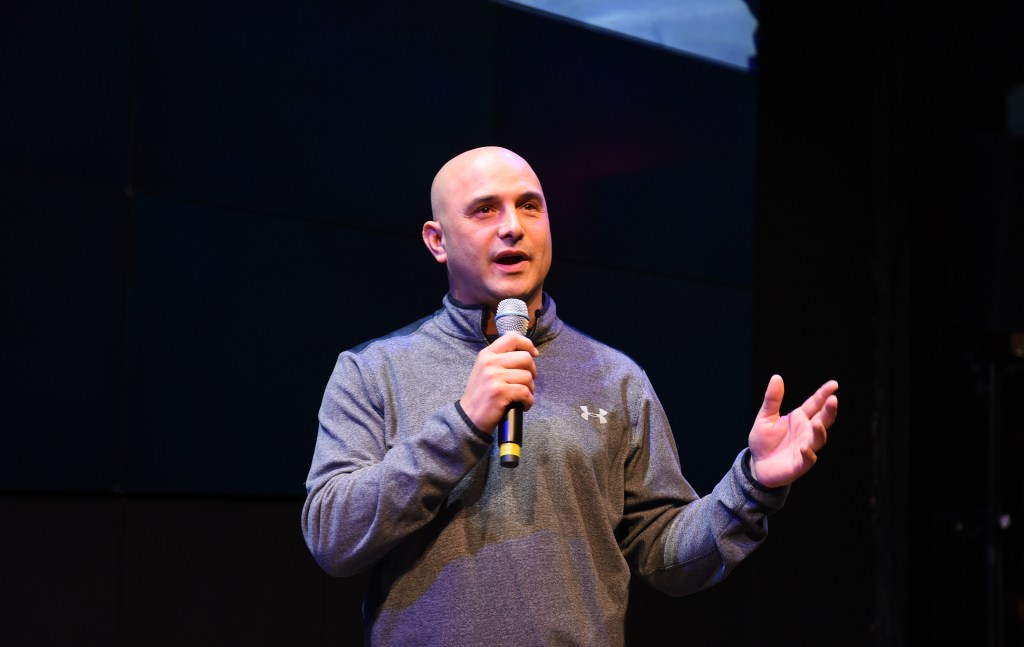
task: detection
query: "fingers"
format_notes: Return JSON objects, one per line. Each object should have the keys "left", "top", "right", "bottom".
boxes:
{"left": 481, "top": 334, "right": 539, "bottom": 379}
{"left": 799, "top": 380, "right": 839, "bottom": 422}
{"left": 460, "top": 334, "right": 540, "bottom": 432}
{"left": 751, "top": 375, "right": 838, "bottom": 486}
{"left": 490, "top": 331, "right": 539, "bottom": 356}
{"left": 820, "top": 394, "right": 839, "bottom": 428}
{"left": 799, "top": 389, "right": 837, "bottom": 459}
{"left": 800, "top": 446, "right": 818, "bottom": 466}
{"left": 810, "top": 415, "right": 829, "bottom": 452}
{"left": 757, "top": 374, "right": 785, "bottom": 419}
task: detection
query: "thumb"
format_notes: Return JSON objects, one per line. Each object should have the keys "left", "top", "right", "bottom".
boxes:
{"left": 757, "top": 374, "right": 785, "bottom": 419}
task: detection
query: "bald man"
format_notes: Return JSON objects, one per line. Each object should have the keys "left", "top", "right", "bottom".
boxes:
{"left": 302, "top": 146, "right": 838, "bottom": 646}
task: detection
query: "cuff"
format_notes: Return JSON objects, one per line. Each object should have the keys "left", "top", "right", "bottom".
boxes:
{"left": 741, "top": 448, "right": 789, "bottom": 494}
{"left": 454, "top": 401, "right": 493, "bottom": 443}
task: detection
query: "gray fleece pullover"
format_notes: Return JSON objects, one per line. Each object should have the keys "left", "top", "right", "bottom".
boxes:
{"left": 302, "top": 294, "right": 788, "bottom": 646}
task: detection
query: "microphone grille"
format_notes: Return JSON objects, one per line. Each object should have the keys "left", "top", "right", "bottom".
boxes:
{"left": 495, "top": 298, "right": 530, "bottom": 336}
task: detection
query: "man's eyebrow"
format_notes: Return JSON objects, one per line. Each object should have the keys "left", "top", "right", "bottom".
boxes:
{"left": 517, "top": 191, "right": 545, "bottom": 206}
{"left": 461, "top": 195, "right": 497, "bottom": 214}
{"left": 463, "top": 191, "right": 546, "bottom": 213}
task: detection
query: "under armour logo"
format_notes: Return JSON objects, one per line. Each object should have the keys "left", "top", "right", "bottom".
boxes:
{"left": 580, "top": 406, "right": 609, "bottom": 424}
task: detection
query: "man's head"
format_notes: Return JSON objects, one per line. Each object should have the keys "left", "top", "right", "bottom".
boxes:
{"left": 422, "top": 146, "right": 552, "bottom": 324}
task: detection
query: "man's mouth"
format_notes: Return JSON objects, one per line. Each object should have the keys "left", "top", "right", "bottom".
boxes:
{"left": 494, "top": 251, "right": 528, "bottom": 265}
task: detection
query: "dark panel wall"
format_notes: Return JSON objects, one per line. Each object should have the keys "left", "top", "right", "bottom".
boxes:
{"left": 491, "top": 7, "right": 760, "bottom": 494}
{"left": 3, "top": 1, "right": 131, "bottom": 492}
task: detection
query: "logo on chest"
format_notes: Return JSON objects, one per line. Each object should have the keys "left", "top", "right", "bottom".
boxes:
{"left": 579, "top": 405, "right": 609, "bottom": 424}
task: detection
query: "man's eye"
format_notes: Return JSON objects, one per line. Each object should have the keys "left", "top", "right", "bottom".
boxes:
{"left": 477, "top": 205, "right": 494, "bottom": 214}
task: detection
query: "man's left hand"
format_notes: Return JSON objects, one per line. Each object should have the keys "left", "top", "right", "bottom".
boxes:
{"left": 748, "top": 375, "right": 839, "bottom": 488}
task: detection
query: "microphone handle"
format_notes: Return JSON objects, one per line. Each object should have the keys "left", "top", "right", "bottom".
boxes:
{"left": 499, "top": 402, "right": 523, "bottom": 468}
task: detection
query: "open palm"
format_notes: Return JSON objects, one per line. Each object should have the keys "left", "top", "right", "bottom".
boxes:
{"left": 748, "top": 375, "right": 839, "bottom": 488}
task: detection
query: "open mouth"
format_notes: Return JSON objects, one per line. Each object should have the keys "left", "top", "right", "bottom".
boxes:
{"left": 494, "top": 252, "right": 528, "bottom": 265}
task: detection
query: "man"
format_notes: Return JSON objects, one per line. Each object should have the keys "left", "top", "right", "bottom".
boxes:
{"left": 302, "top": 146, "right": 839, "bottom": 646}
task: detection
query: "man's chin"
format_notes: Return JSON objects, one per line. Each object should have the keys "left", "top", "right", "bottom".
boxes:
{"left": 490, "top": 287, "right": 540, "bottom": 309}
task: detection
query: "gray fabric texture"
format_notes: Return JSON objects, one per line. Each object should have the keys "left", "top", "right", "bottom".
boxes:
{"left": 302, "top": 293, "right": 789, "bottom": 646}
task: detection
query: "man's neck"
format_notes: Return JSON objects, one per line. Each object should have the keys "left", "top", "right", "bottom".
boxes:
{"left": 481, "top": 293, "right": 542, "bottom": 336}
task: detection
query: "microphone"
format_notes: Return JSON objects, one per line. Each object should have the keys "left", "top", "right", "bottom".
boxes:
{"left": 494, "top": 298, "right": 530, "bottom": 468}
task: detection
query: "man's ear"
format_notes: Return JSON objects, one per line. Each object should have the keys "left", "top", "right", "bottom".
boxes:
{"left": 422, "top": 220, "right": 447, "bottom": 264}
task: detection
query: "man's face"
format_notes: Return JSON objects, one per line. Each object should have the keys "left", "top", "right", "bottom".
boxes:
{"left": 424, "top": 148, "right": 552, "bottom": 315}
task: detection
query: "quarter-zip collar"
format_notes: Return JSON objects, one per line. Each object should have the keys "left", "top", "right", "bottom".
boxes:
{"left": 433, "top": 292, "right": 561, "bottom": 346}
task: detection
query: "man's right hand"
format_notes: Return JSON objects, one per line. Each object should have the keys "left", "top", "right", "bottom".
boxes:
{"left": 459, "top": 332, "right": 539, "bottom": 433}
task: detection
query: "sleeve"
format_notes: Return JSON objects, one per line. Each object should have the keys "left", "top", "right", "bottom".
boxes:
{"left": 300, "top": 350, "right": 493, "bottom": 577}
{"left": 617, "top": 371, "right": 789, "bottom": 597}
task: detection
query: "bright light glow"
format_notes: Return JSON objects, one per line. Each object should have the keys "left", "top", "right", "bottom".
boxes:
{"left": 506, "top": 0, "right": 757, "bottom": 70}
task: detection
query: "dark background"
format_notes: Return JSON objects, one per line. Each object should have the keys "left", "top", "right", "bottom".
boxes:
{"left": 2, "top": 1, "right": 1022, "bottom": 645}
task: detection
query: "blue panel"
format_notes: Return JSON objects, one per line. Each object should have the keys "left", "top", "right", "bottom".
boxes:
{"left": 124, "top": 196, "right": 447, "bottom": 495}
{"left": 132, "top": 0, "right": 496, "bottom": 233}
{"left": 0, "top": 2, "right": 131, "bottom": 187}
{"left": 492, "top": 6, "right": 756, "bottom": 287}
{"left": 487, "top": 4, "right": 756, "bottom": 496}
{"left": 0, "top": 186, "right": 125, "bottom": 491}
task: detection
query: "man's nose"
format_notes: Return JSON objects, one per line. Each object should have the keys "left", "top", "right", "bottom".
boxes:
{"left": 497, "top": 206, "right": 524, "bottom": 241}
